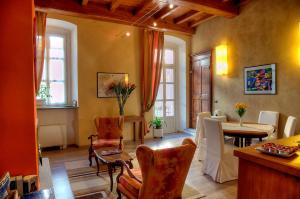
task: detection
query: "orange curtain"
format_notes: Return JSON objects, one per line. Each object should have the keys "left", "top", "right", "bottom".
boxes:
{"left": 141, "top": 29, "right": 164, "bottom": 135}
{"left": 34, "top": 11, "right": 47, "bottom": 94}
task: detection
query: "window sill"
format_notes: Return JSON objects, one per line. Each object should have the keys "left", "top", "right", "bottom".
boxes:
{"left": 37, "top": 105, "right": 79, "bottom": 110}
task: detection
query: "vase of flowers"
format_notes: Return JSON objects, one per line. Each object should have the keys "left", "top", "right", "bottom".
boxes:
{"left": 108, "top": 82, "right": 136, "bottom": 116}
{"left": 235, "top": 103, "right": 247, "bottom": 126}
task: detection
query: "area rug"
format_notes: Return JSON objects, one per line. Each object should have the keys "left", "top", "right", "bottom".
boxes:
{"left": 65, "top": 159, "right": 205, "bottom": 199}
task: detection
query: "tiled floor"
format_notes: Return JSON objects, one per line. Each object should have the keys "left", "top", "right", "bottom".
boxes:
{"left": 43, "top": 133, "right": 237, "bottom": 199}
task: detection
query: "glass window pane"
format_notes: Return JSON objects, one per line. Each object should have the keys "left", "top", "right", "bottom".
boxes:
{"left": 164, "top": 49, "right": 174, "bottom": 65}
{"left": 166, "top": 101, "right": 174, "bottom": 116}
{"left": 50, "top": 36, "right": 64, "bottom": 49}
{"left": 154, "top": 101, "right": 164, "bottom": 117}
{"left": 156, "top": 84, "right": 163, "bottom": 100}
{"left": 165, "top": 68, "right": 174, "bottom": 83}
{"left": 49, "top": 82, "right": 65, "bottom": 104}
{"left": 49, "top": 59, "right": 65, "bottom": 81}
{"left": 166, "top": 84, "right": 174, "bottom": 100}
{"left": 160, "top": 71, "right": 163, "bottom": 83}
{"left": 49, "top": 49, "right": 64, "bottom": 58}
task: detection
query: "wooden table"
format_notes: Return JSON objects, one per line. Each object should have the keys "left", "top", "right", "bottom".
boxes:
{"left": 222, "top": 122, "right": 274, "bottom": 147}
{"left": 234, "top": 135, "right": 300, "bottom": 199}
{"left": 94, "top": 147, "right": 133, "bottom": 191}
{"left": 124, "top": 115, "right": 144, "bottom": 144}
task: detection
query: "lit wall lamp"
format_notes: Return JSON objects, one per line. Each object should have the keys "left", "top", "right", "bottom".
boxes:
{"left": 298, "top": 22, "right": 300, "bottom": 65}
{"left": 216, "top": 45, "right": 228, "bottom": 75}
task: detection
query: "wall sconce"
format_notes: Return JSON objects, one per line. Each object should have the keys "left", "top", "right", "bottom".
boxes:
{"left": 298, "top": 22, "right": 300, "bottom": 65}
{"left": 216, "top": 45, "right": 228, "bottom": 75}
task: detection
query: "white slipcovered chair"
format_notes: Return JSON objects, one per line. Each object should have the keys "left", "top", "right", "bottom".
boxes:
{"left": 202, "top": 118, "right": 238, "bottom": 183}
{"left": 195, "top": 112, "right": 211, "bottom": 161}
{"left": 283, "top": 116, "right": 297, "bottom": 138}
{"left": 258, "top": 111, "right": 279, "bottom": 139}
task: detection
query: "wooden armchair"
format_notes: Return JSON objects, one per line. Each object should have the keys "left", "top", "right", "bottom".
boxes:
{"left": 116, "top": 138, "right": 196, "bottom": 199}
{"left": 88, "top": 117, "right": 124, "bottom": 166}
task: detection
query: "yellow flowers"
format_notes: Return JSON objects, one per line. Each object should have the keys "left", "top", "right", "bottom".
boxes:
{"left": 235, "top": 103, "right": 247, "bottom": 110}
{"left": 235, "top": 103, "right": 247, "bottom": 117}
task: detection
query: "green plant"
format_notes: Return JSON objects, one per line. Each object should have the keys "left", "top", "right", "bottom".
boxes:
{"left": 149, "top": 117, "right": 166, "bottom": 129}
{"left": 37, "top": 84, "right": 51, "bottom": 100}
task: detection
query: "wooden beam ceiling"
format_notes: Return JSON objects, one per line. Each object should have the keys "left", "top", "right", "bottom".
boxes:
{"left": 81, "top": 0, "right": 88, "bottom": 6}
{"left": 174, "top": 10, "right": 201, "bottom": 24}
{"left": 174, "top": 0, "right": 239, "bottom": 18}
{"left": 154, "top": 5, "right": 179, "bottom": 19}
{"left": 110, "top": 0, "right": 121, "bottom": 12}
{"left": 34, "top": 0, "right": 195, "bottom": 35}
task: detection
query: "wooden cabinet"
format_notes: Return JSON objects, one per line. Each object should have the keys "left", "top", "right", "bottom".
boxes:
{"left": 234, "top": 136, "right": 300, "bottom": 199}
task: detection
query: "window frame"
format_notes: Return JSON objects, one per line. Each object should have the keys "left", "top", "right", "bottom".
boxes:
{"left": 40, "top": 26, "right": 72, "bottom": 106}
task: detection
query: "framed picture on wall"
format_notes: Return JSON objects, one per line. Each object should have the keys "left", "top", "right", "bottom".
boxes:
{"left": 97, "top": 72, "right": 128, "bottom": 98}
{"left": 244, "top": 64, "right": 276, "bottom": 95}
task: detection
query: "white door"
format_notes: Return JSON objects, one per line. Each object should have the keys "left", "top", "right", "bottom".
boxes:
{"left": 154, "top": 48, "right": 176, "bottom": 134}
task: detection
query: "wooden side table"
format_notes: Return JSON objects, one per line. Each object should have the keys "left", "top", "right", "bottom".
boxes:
{"left": 124, "top": 115, "right": 144, "bottom": 144}
{"left": 94, "top": 148, "right": 133, "bottom": 192}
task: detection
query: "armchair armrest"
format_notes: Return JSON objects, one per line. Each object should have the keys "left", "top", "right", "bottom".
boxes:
{"left": 88, "top": 134, "right": 98, "bottom": 146}
{"left": 116, "top": 160, "right": 142, "bottom": 184}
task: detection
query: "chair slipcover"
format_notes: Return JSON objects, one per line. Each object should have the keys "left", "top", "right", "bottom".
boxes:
{"left": 283, "top": 116, "right": 297, "bottom": 138}
{"left": 202, "top": 118, "right": 238, "bottom": 183}
{"left": 258, "top": 111, "right": 279, "bottom": 139}
{"left": 195, "top": 112, "right": 211, "bottom": 161}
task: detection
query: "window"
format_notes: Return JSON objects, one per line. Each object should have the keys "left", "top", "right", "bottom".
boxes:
{"left": 154, "top": 49, "right": 176, "bottom": 117}
{"left": 39, "top": 31, "right": 69, "bottom": 105}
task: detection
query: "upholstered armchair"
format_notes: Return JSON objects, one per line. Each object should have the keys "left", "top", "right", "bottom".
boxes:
{"left": 116, "top": 138, "right": 196, "bottom": 199}
{"left": 88, "top": 117, "right": 124, "bottom": 166}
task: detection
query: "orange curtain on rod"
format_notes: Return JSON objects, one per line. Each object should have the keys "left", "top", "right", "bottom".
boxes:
{"left": 141, "top": 29, "right": 164, "bottom": 135}
{"left": 34, "top": 11, "right": 47, "bottom": 94}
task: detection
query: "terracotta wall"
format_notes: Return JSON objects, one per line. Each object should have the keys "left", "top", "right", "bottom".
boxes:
{"left": 192, "top": 0, "right": 300, "bottom": 137}
{"left": 0, "top": 1, "right": 38, "bottom": 175}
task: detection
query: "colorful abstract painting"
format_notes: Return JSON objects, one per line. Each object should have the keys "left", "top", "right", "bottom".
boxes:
{"left": 244, "top": 64, "right": 276, "bottom": 94}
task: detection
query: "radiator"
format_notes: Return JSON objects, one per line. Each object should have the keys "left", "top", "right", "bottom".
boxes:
{"left": 38, "top": 125, "right": 67, "bottom": 149}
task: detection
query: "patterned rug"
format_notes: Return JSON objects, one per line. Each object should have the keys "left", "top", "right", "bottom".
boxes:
{"left": 65, "top": 158, "right": 205, "bottom": 199}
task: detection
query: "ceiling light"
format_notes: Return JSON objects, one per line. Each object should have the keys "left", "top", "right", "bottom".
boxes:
{"left": 153, "top": 22, "right": 157, "bottom": 27}
{"left": 125, "top": 32, "right": 131, "bottom": 37}
{"left": 169, "top": 4, "right": 174, "bottom": 9}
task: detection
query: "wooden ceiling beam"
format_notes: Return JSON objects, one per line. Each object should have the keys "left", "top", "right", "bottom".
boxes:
{"left": 134, "top": 0, "right": 158, "bottom": 16}
{"left": 174, "top": 0, "right": 238, "bottom": 18}
{"left": 34, "top": 0, "right": 194, "bottom": 35}
{"left": 154, "top": 5, "right": 179, "bottom": 19}
{"left": 110, "top": 0, "right": 121, "bottom": 12}
{"left": 190, "top": 15, "right": 216, "bottom": 27}
{"left": 82, "top": 0, "right": 89, "bottom": 6}
{"left": 174, "top": 10, "right": 201, "bottom": 24}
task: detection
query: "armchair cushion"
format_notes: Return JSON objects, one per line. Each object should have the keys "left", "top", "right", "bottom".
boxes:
{"left": 118, "top": 169, "right": 142, "bottom": 197}
{"left": 92, "top": 139, "right": 120, "bottom": 149}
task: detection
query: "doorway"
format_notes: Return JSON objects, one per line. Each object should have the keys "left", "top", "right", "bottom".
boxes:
{"left": 190, "top": 51, "right": 212, "bottom": 128}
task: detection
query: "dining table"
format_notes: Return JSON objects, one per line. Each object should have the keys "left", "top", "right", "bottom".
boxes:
{"left": 222, "top": 122, "right": 275, "bottom": 147}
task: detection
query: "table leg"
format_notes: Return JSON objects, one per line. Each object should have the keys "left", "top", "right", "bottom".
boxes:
{"left": 108, "top": 164, "right": 113, "bottom": 192}
{"left": 126, "top": 160, "right": 133, "bottom": 169}
{"left": 234, "top": 137, "right": 240, "bottom": 147}
{"left": 95, "top": 157, "right": 100, "bottom": 176}
{"left": 133, "top": 122, "right": 136, "bottom": 142}
{"left": 245, "top": 138, "right": 252, "bottom": 146}
{"left": 259, "top": 138, "right": 263, "bottom": 142}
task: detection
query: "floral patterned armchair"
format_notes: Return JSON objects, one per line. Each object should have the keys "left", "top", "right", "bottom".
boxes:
{"left": 88, "top": 117, "right": 124, "bottom": 166}
{"left": 116, "top": 138, "right": 196, "bottom": 199}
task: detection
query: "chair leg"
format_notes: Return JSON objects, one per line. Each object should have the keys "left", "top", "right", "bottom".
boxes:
{"left": 88, "top": 146, "right": 93, "bottom": 167}
{"left": 117, "top": 188, "right": 122, "bottom": 199}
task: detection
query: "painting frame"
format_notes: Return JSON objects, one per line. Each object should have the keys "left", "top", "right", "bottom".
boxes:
{"left": 97, "top": 72, "right": 128, "bottom": 98}
{"left": 244, "top": 63, "right": 276, "bottom": 95}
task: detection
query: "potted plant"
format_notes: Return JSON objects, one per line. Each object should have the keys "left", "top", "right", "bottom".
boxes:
{"left": 149, "top": 117, "right": 166, "bottom": 138}
{"left": 36, "top": 84, "right": 51, "bottom": 106}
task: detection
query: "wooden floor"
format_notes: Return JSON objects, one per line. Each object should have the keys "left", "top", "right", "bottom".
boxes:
{"left": 43, "top": 133, "right": 237, "bottom": 199}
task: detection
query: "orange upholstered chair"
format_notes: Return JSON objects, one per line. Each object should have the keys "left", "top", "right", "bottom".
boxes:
{"left": 88, "top": 117, "right": 124, "bottom": 166}
{"left": 116, "top": 138, "right": 196, "bottom": 199}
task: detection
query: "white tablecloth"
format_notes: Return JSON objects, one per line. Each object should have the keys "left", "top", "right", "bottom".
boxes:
{"left": 222, "top": 122, "right": 274, "bottom": 136}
